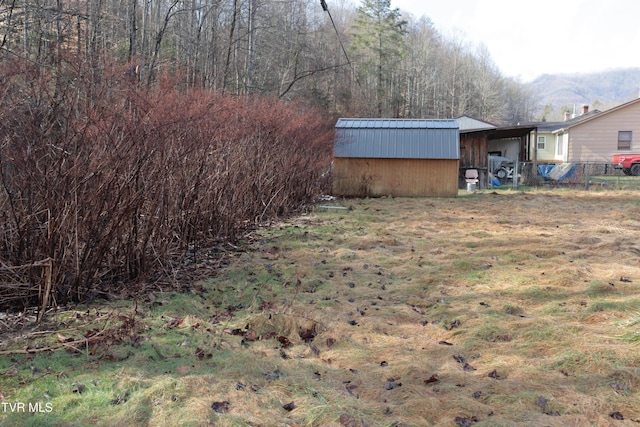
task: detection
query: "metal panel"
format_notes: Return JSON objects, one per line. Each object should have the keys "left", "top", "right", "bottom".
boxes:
{"left": 335, "top": 118, "right": 459, "bottom": 160}
{"left": 336, "top": 118, "right": 459, "bottom": 130}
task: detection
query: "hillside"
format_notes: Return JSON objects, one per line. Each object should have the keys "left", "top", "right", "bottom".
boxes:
{"left": 527, "top": 68, "right": 640, "bottom": 119}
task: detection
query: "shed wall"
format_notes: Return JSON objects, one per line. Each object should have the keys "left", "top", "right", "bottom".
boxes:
{"left": 332, "top": 158, "right": 459, "bottom": 198}
{"left": 460, "top": 133, "right": 489, "bottom": 169}
{"left": 459, "top": 132, "right": 489, "bottom": 189}
{"left": 488, "top": 138, "right": 520, "bottom": 161}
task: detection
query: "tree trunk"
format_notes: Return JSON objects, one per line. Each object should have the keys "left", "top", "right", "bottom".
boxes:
{"left": 223, "top": 0, "right": 237, "bottom": 94}
{"left": 128, "top": 0, "right": 137, "bottom": 62}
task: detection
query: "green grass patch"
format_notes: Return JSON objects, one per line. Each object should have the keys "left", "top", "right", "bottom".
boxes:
{"left": 585, "top": 300, "right": 637, "bottom": 313}
{"left": 472, "top": 322, "right": 514, "bottom": 343}
{"left": 584, "top": 280, "right": 619, "bottom": 298}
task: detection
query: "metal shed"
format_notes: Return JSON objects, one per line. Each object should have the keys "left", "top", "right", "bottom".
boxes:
{"left": 333, "top": 118, "right": 460, "bottom": 197}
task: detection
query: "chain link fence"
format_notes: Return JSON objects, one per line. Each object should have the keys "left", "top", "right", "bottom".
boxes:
{"left": 488, "top": 162, "right": 640, "bottom": 191}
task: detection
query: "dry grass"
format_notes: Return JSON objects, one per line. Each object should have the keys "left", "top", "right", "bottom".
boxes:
{"left": 3, "top": 189, "right": 640, "bottom": 426}
{"left": 214, "top": 189, "right": 640, "bottom": 426}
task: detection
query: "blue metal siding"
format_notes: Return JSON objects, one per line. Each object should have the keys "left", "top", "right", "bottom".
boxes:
{"left": 334, "top": 118, "right": 459, "bottom": 159}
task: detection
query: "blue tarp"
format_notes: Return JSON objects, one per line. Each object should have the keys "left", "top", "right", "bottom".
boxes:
{"left": 538, "top": 163, "right": 576, "bottom": 182}
{"left": 490, "top": 176, "right": 501, "bottom": 186}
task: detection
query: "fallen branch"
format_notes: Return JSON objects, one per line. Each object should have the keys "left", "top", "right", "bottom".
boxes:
{"left": 0, "top": 326, "right": 109, "bottom": 356}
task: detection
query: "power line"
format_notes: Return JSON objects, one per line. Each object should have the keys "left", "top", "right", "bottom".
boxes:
{"left": 320, "top": 0, "right": 364, "bottom": 93}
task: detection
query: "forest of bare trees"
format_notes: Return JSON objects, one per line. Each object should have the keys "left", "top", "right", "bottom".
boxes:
{"left": 0, "top": 0, "right": 536, "bottom": 309}
{"left": 0, "top": 0, "right": 535, "bottom": 122}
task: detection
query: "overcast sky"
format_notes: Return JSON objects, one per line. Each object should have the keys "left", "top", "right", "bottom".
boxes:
{"left": 390, "top": 0, "right": 640, "bottom": 82}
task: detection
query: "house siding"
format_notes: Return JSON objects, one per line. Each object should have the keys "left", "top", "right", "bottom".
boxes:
{"left": 568, "top": 99, "right": 640, "bottom": 162}
{"left": 533, "top": 131, "right": 557, "bottom": 162}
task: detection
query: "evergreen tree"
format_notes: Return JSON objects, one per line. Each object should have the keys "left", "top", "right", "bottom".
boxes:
{"left": 351, "top": 0, "right": 407, "bottom": 116}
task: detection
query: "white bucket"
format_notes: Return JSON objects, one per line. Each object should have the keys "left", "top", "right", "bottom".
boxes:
{"left": 466, "top": 182, "right": 476, "bottom": 193}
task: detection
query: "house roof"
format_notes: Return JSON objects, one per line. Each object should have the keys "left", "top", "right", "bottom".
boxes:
{"left": 551, "top": 98, "right": 640, "bottom": 133}
{"left": 334, "top": 118, "right": 459, "bottom": 160}
{"left": 533, "top": 110, "right": 601, "bottom": 133}
{"left": 456, "top": 115, "right": 535, "bottom": 138}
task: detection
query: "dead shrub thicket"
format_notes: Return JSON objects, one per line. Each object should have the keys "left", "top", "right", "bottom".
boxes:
{"left": 0, "top": 57, "right": 333, "bottom": 309}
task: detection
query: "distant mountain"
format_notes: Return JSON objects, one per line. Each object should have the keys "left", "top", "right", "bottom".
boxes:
{"left": 527, "top": 68, "right": 640, "bottom": 120}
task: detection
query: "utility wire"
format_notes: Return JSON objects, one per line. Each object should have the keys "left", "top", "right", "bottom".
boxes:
{"left": 320, "top": 0, "right": 364, "bottom": 93}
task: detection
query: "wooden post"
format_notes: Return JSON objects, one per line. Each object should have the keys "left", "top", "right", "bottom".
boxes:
{"left": 37, "top": 258, "right": 53, "bottom": 324}
{"left": 533, "top": 127, "right": 538, "bottom": 182}
{"left": 584, "top": 162, "right": 589, "bottom": 190}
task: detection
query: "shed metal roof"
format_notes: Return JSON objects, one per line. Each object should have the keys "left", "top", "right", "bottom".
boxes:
{"left": 336, "top": 118, "right": 459, "bottom": 130}
{"left": 334, "top": 118, "right": 459, "bottom": 160}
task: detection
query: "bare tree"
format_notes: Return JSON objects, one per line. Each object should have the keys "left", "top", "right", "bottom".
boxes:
{"left": 0, "top": 0, "right": 535, "bottom": 116}
{"left": 470, "top": 43, "right": 504, "bottom": 122}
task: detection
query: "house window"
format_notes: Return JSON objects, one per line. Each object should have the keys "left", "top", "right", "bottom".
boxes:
{"left": 618, "top": 131, "right": 632, "bottom": 150}
{"left": 537, "top": 136, "right": 546, "bottom": 150}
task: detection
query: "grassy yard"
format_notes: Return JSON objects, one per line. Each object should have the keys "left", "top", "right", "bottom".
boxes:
{"left": 2, "top": 189, "right": 640, "bottom": 426}
{"left": 589, "top": 175, "right": 640, "bottom": 191}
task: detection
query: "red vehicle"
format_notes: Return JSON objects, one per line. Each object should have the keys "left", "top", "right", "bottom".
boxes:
{"left": 613, "top": 154, "right": 640, "bottom": 176}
